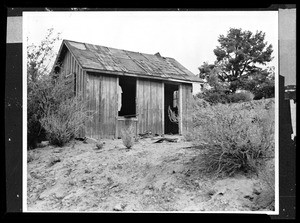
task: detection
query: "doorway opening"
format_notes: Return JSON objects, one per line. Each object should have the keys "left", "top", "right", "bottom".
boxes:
{"left": 118, "top": 76, "right": 136, "bottom": 118}
{"left": 164, "top": 83, "right": 179, "bottom": 134}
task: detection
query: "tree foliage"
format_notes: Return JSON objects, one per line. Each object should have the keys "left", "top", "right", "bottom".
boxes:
{"left": 27, "top": 28, "right": 61, "bottom": 83}
{"left": 199, "top": 28, "right": 274, "bottom": 99}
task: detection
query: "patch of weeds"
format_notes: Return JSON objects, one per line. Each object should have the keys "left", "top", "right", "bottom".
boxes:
{"left": 189, "top": 98, "right": 275, "bottom": 177}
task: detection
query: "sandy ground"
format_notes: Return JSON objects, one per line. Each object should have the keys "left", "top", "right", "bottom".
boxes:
{"left": 27, "top": 135, "right": 274, "bottom": 212}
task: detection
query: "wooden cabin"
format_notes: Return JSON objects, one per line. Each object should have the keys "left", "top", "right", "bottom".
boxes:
{"left": 53, "top": 39, "right": 202, "bottom": 139}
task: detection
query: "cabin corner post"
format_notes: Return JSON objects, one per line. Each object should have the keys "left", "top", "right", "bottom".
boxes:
{"left": 178, "top": 84, "right": 183, "bottom": 135}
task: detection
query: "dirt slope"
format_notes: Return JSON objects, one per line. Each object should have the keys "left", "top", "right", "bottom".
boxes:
{"left": 27, "top": 136, "right": 273, "bottom": 212}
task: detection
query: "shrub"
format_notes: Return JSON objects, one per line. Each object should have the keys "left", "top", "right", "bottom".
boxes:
{"left": 197, "top": 90, "right": 231, "bottom": 105}
{"left": 40, "top": 97, "right": 92, "bottom": 147}
{"left": 228, "top": 91, "right": 254, "bottom": 103}
{"left": 190, "top": 98, "right": 275, "bottom": 177}
{"left": 27, "top": 75, "right": 52, "bottom": 149}
{"left": 121, "top": 125, "right": 135, "bottom": 149}
{"left": 253, "top": 84, "right": 275, "bottom": 100}
{"left": 28, "top": 70, "right": 94, "bottom": 148}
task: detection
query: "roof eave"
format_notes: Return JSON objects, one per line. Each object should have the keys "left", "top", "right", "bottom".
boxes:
{"left": 82, "top": 67, "right": 203, "bottom": 84}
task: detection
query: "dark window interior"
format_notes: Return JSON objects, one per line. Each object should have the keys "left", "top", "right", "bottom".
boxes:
{"left": 165, "top": 83, "right": 179, "bottom": 134}
{"left": 118, "top": 76, "right": 136, "bottom": 117}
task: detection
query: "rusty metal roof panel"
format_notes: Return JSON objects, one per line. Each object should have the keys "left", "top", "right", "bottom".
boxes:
{"left": 62, "top": 40, "right": 202, "bottom": 83}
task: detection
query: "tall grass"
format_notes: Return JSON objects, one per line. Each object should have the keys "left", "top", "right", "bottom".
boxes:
{"left": 188, "top": 98, "right": 275, "bottom": 177}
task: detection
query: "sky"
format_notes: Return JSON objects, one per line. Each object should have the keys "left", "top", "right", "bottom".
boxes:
{"left": 24, "top": 10, "right": 278, "bottom": 93}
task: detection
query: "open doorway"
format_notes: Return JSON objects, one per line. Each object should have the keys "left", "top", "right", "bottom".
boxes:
{"left": 164, "top": 83, "right": 179, "bottom": 134}
{"left": 118, "top": 76, "right": 136, "bottom": 118}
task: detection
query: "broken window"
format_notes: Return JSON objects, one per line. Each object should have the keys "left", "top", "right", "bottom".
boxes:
{"left": 118, "top": 76, "right": 136, "bottom": 118}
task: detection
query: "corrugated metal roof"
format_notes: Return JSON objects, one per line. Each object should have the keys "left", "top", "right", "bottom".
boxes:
{"left": 62, "top": 39, "right": 202, "bottom": 83}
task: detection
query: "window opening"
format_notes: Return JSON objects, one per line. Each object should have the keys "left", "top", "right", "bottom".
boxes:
{"left": 118, "top": 76, "right": 136, "bottom": 118}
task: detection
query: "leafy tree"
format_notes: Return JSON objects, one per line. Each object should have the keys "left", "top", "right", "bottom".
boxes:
{"left": 199, "top": 28, "right": 274, "bottom": 93}
{"left": 27, "top": 28, "right": 61, "bottom": 83}
{"left": 240, "top": 67, "right": 275, "bottom": 99}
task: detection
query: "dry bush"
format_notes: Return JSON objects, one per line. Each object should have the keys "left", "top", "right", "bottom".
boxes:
{"left": 190, "top": 98, "right": 275, "bottom": 177}
{"left": 228, "top": 91, "right": 254, "bottom": 103}
{"left": 40, "top": 97, "right": 92, "bottom": 147}
{"left": 253, "top": 158, "right": 275, "bottom": 210}
{"left": 121, "top": 125, "right": 135, "bottom": 149}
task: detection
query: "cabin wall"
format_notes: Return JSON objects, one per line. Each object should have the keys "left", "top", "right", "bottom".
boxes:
{"left": 61, "top": 50, "right": 87, "bottom": 137}
{"left": 85, "top": 72, "right": 118, "bottom": 139}
{"left": 60, "top": 50, "right": 193, "bottom": 139}
{"left": 136, "top": 78, "right": 164, "bottom": 135}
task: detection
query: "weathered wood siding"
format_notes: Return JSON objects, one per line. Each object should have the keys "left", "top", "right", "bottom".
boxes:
{"left": 60, "top": 48, "right": 195, "bottom": 139}
{"left": 136, "top": 78, "right": 164, "bottom": 135}
{"left": 61, "top": 50, "right": 86, "bottom": 137}
{"left": 86, "top": 72, "right": 118, "bottom": 139}
{"left": 180, "top": 83, "right": 193, "bottom": 134}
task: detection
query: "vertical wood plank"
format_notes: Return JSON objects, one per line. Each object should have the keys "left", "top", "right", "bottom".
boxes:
{"left": 85, "top": 73, "right": 90, "bottom": 138}
{"left": 186, "top": 84, "right": 193, "bottom": 133}
{"left": 158, "top": 82, "right": 162, "bottom": 134}
{"left": 115, "top": 76, "right": 119, "bottom": 138}
{"left": 108, "top": 76, "right": 113, "bottom": 137}
{"left": 136, "top": 78, "right": 139, "bottom": 134}
{"left": 93, "top": 74, "right": 96, "bottom": 139}
{"left": 146, "top": 80, "right": 150, "bottom": 133}
{"left": 161, "top": 82, "right": 165, "bottom": 135}
{"left": 68, "top": 52, "right": 71, "bottom": 73}
{"left": 79, "top": 68, "right": 81, "bottom": 97}
{"left": 148, "top": 81, "right": 152, "bottom": 133}
{"left": 139, "top": 79, "right": 144, "bottom": 133}
{"left": 137, "top": 79, "right": 141, "bottom": 133}
{"left": 112, "top": 76, "right": 116, "bottom": 138}
{"left": 105, "top": 76, "right": 109, "bottom": 138}
{"left": 152, "top": 82, "right": 158, "bottom": 134}
{"left": 71, "top": 55, "right": 74, "bottom": 93}
{"left": 88, "top": 74, "right": 92, "bottom": 138}
{"left": 99, "top": 75, "right": 103, "bottom": 139}
{"left": 95, "top": 74, "right": 99, "bottom": 140}
{"left": 179, "top": 84, "right": 183, "bottom": 135}
{"left": 142, "top": 80, "right": 146, "bottom": 133}
{"left": 76, "top": 64, "right": 79, "bottom": 97}
{"left": 101, "top": 75, "right": 105, "bottom": 138}
{"left": 90, "top": 74, "right": 93, "bottom": 138}
{"left": 151, "top": 82, "right": 155, "bottom": 134}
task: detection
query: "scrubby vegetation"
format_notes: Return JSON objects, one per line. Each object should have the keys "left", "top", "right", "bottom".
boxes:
{"left": 121, "top": 125, "right": 135, "bottom": 149}
{"left": 27, "top": 29, "right": 93, "bottom": 149}
{"left": 28, "top": 73, "right": 93, "bottom": 148}
{"left": 187, "top": 97, "right": 275, "bottom": 178}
